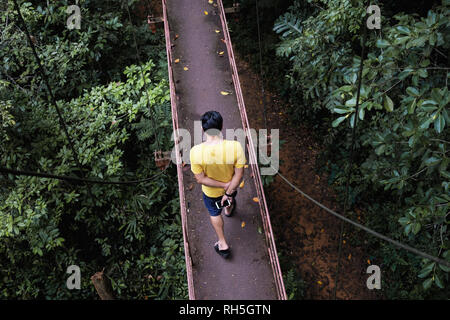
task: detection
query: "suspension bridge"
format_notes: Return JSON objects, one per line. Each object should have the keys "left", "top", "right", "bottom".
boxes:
{"left": 162, "top": 0, "right": 286, "bottom": 300}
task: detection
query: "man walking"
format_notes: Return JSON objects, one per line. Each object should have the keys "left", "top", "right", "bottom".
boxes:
{"left": 190, "top": 111, "right": 246, "bottom": 259}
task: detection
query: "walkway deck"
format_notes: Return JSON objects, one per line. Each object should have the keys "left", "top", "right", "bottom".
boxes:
{"left": 163, "top": 0, "right": 285, "bottom": 299}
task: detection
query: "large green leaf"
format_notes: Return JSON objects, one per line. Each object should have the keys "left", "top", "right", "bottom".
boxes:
{"left": 434, "top": 114, "right": 445, "bottom": 133}
{"left": 384, "top": 95, "right": 394, "bottom": 112}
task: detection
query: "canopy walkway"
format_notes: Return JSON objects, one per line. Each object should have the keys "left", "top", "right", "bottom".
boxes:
{"left": 162, "top": 0, "right": 286, "bottom": 300}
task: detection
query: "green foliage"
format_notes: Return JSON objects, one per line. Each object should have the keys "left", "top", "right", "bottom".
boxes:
{"left": 283, "top": 268, "right": 305, "bottom": 300}
{"left": 0, "top": 0, "right": 187, "bottom": 299}
{"left": 273, "top": 0, "right": 450, "bottom": 298}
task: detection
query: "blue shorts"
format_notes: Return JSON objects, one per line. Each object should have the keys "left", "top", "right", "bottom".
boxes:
{"left": 202, "top": 191, "right": 237, "bottom": 217}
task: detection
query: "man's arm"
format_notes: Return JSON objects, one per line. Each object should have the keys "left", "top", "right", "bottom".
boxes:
{"left": 194, "top": 172, "right": 230, "bottom": 189}
{"left": 221, "top": 167, "right": 244, "bottom": 205}
{"left": 225, "top": 167, "right": 243, "bottom": 195}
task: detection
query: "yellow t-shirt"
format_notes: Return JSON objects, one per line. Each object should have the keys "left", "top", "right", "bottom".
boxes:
{"left": 190, "top": 140, "right": 246, "bottom": 198}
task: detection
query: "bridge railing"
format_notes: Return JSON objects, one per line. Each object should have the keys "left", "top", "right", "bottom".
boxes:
{"left": 162, "top": 0, "right": 196, "bottom": 300}
{"left": 217, "top": 0, "right": 287, "bottom": 300}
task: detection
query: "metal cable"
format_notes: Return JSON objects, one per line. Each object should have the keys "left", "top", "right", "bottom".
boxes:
{"left": 12, "top": 0, "right": 87, "bottom": 181}
{"left": 8, "top": 1, "right": 167, "bottom": 187}
{"left": 0, "top": 166, "right": 166, "bottom": 185}
{"left": 255, "top": 0, "right": 268, "bottom": 130}
{"left": 274, "top": 169, "right": 450, "bottom": 269}
{"left": 332, "top": 7, "right": 369, "bottom": 300}
{"left": 259, "top": 148, "right": 450, "bottom": 268}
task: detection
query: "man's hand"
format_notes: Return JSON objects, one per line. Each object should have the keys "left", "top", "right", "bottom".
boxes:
{"left": 221, "top": 194, "right": 232, "bottom": 207}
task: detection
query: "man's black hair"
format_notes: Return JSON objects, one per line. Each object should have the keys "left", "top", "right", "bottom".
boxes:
{"left": 201, "top": 111, "right": 223, "bottom": 135}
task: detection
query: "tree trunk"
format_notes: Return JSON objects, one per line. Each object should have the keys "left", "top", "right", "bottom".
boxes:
{"left": 91, "top": 270, "right": 115, "bottom": 300}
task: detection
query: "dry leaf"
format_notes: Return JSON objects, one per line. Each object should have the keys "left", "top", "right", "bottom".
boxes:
{"left": 239, "top": 180, "right": 245, "bottom": 188}
{"left": 241, "top": 221, "right": 246, "bottom": 228}
{"left": 174, "top": 58, "right": 180, "bottom": 63}
{"left": 183, "top": 66, "right": 189, "bottom": 71}
{"left": 220, "top": 91, "right": 231, "bottom": 95}
{"left": 317, "top": 280, "right": 323, "bottom": 285}
{"left": 204, "top": 10, "right": 208, "bottom": 15}
{"left": 215, "top": 29, "right": 220, "bottom": 33}
{"left": 174, "top": 34, "right": 179, "bottom": 39}
{"left": 252, "top": 197, "right": 259, "bottom": 203}
{"left": 367, "top": 259, "right": 371, "bottom": 265}
{"left": 208, "top": 0, "right": 213, "bottom": 3}
{"left": 348, "top": 254, "right": 352, "bottom": 260}
{"left": 218, "top": 51, "right": 224, "bottom": 55}
{"left": 188, "top": 183, "right": 194, "bottom": 190}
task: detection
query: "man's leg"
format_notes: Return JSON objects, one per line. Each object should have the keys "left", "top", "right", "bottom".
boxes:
{"left": 210, "top": 215, "right": 229, "bottom": 250}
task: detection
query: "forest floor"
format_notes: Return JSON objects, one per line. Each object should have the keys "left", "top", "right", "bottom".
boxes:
{"left": 235, "top": 56, "right": 380, "bottom": 300}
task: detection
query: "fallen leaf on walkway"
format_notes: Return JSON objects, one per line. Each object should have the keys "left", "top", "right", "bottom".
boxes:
{"left": 220, "top": 91, "right": 231, "bottom": 95}
{"left": 239, "top": 180, "right": 245, "bottom": 188}
{"left": 257, "top": 226, "right": 262, "bottom": 234}
{"left": 183, "top": 66, "right": 189, "bottom": 71}
{"left": 215, "top": 29, "right": 220, "bottom": 33}
{"left": 204, "top": 10, "right": 208, "bottom": 15}
{"left": 221, "top": 38, "right": 226, "bottom": 43}
{"left": 188, "top": 183, "right": 194, "bottom": 190}
{"left": 348, "top": 254, "right": 352, "bottom": 260}
{"left": 174, "top": 58, "right": 180, "bottom": 63}
{"left": 208, "top": 0, "right": 213, "bottom": 3}
{"left": 241, "top": 221, "right": 246, "bottom": 228}
{"left": 174, "top": 34, "right": 179, "bottom": 40}
{"left": 367, "top": 259, "right": 371, "bottom": 265}
{"left": 252, "top": 197, "right": 259, "bottom": 202}
{"left": 317, "top": 280, "right": 323, "bottom": 285}
{"left": 218, "top": 51, "right": 224, "bottom": 56}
